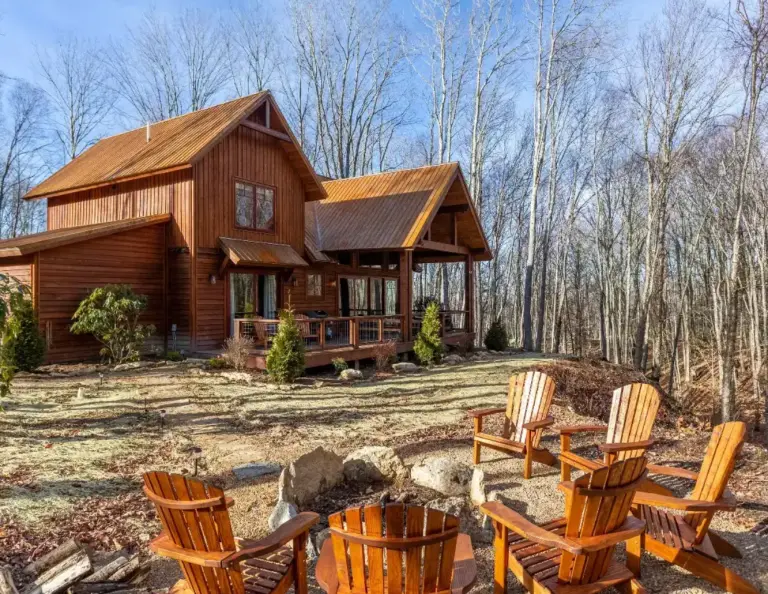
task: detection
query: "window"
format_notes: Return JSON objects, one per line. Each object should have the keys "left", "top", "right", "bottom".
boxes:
{"left": 307, "top": 273, "right": 323, "bottom": 297}
{"left": 235, "top": 181, "right": 274, "bottom": 231}
{"left": 385, "top": 279, "right": 398, "bottom": 315}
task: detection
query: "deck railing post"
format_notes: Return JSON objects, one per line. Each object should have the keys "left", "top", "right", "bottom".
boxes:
{"left": 319, "top": 320, "right": 326, "bottom": 350}
{"left": 351, "top": 318, "right": 358, "bottom": 348}
{"left": 378, "top": 318, "right": 384, "bottom": 342}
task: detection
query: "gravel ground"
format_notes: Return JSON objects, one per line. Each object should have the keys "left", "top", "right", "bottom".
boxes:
{"left": 1, "top": 353, "right": 766, "bottom": 593}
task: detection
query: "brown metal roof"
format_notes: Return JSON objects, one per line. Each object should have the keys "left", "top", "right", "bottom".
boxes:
{"left": 25, "top": 92, "right": 327, "bottom": 201}
{"left": 0, "top": 214, "right": 171, "bottom": 258}
{"left": 219, "top": 237, "right": 308, "bottom": 268}
{"left": 314, "top": 163, "right": 459, "bottom": 251}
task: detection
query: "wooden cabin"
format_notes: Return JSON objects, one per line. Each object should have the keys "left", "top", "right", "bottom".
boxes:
{"left": 0, "top": 92, "right": 491, "bottom": 368}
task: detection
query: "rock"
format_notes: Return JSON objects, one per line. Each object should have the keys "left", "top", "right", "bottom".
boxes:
{"left": 268, "top": 500, "right": 298, "bottom": 532}
{"left": 410, "top": 456, "right": 473, "bottom": 496}
{"left": 340, "top": 369, "right": 363, "bottom": 381}
{"left": 314, "top": 528, "right": 332, "bottom": 554}
{"left": 233, "top": 462, "right": 281, "bottom": 480}
{"left": 343, "top": 446, "right": 407, "bottom": 483}
{"left": 113, "top": 361, "right": 151, "bottom": 372}
{"left": 443, "top": 354, "right": 464, "bottom": 365}
{"left": 221, "top": 371, "right": 253, "bottom": 384}
{"left": 278, "top": 447, "right": 344, "bottom": 506}
{"left": 424, "top": 496, "right": 469, "bottom": 517}
{"left": 183, "top": 358, "right": 208, "bottom": 366}
{"left": 470, "top": 468, "right": 487, "bottom": 505}
{"left": 392, "top": 362, "right": 419, "bottom": 374}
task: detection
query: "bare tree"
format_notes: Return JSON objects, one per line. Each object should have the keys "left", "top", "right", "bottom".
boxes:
{"left": 37, "top": 37, "right": 113, "bottom": 163}
{"left": 226, "top": 4, "right": 280, "bottom": 96}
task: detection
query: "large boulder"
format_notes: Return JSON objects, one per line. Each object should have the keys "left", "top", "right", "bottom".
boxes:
{"left": 392, "top": 362, "right": 419, "bottom": 374}
{"left": 410, "top": 456, "right": 473, "bottom": 496}
{"left": 278, "top": 447, "right": 344, "bottom": 506}
{"left": 443, "top": 354, "right": 464, "bottom": 366}
{"left": 340, "top": 369, "right": 363, "bottom": 381}
{"left": 343, "top": 446, "right": 407, "bottom": 483}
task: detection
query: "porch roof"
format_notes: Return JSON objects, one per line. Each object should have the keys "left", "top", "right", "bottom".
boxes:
{"left": 219, "top": 237, "right": 308, "bottom": 268}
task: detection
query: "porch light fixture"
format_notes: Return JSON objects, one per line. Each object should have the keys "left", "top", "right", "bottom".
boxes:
{"left": 209, "top": 274, "right": 217, "bottom": 285}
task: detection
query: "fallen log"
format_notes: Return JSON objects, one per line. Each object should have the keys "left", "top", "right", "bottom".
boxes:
{"left": 22, "top": 550, "right": 92, "bottom": 594}
{"left": 0, "top": 566, "right": 19, "bottom": 594}
{"left": 23, "top": 542, "right": 81, "bottom": 577}
{"left": 80, "top": 556, "right": 128, "bottom": 585}
{"left": 101, "top": 558, "right": 138, "bottom": 584}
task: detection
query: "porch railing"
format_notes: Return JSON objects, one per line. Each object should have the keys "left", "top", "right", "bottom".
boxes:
{"left": 233, "top": 315, "right": 405, "bottom": 351}
{"left": 411, "top": 310, "right": 469, "bottom": 338}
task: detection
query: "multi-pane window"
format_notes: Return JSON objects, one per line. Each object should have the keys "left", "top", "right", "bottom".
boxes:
{"left": 235, "top": 181, "right": 274, "bottom": 231}
{"left": 307, "top": 273, "right": 323, "bottom": 297}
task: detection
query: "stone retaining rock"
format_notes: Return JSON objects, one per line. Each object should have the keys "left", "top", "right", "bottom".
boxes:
{"left": 233, "top": 462, "right": 281, "bottom": 480}
{"left": 278, "top": 447, "right": 344, "bottom": 506}
{"left": 340, "top": 369, "right": 363, "bottom": 381}
{"left": 410, "top": 456, "right": 473, "bottom": 496}
{"left": 392, "top": 362, "right": 419, "bottom": 373}
{"left": 343, "top": 446, "right": 407, "bottom": 483}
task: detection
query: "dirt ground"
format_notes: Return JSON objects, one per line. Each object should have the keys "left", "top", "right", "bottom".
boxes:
{"left": 1, "top": 353, "right": 766, "bottom": 593}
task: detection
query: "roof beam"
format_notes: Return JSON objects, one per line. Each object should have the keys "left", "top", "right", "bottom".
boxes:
{"left": 240, "top": 119, "right": 291, "bottom": 142}
{"left": 418, "top": 239, "right": 469, "bottom": 255}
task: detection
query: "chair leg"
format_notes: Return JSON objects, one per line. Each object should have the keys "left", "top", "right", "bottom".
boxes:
{"left": 617, "top": 578, "right": 647, "bottom": 594}
{"left": 492, "top": 522, "right": 508, "bottom": 594}
{"left": 709, "top": 531, "right": 743, "bottom": 559}
{"left": 626, "top": 533, "right": 643, "bottom": 578}
{"left": 293, "top": 533, "right": 309, "bottom": 594}
{"left": 473, "top": 418, "right": 482, "bottom": 465}
{"left": 559, "top": 434, "right": 571, "bottom": 482}
{"left": 523, "top": 448, "right": 532, "bottom": 480}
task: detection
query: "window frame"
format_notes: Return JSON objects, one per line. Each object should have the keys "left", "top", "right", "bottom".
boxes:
{"left": 306, "top": 272, "right": 323, "bottom": 298}
{"left": 234, "top": 178, "right": 277, "bottom": 232}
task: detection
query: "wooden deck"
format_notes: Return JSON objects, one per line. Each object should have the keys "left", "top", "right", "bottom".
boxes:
{"left": 245, "top": 332, "right": 474, "bottom": 370}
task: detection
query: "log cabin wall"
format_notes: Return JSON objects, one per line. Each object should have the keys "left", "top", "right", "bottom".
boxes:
{"left": 0, "top": 258, "right": 34, "bottom": 292}
{"left": 36, "top": 224, "right": 166, "bottom": 363}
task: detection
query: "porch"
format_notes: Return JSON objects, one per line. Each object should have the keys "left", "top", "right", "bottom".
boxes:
{"left": 233, "top": 311, "right": 472, "bottom": 369}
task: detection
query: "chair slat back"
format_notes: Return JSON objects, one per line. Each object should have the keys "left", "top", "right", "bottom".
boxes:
{"left": 605, "top": 383, "right": 661, "bottom": 460}
{"left": 504, "top": 371, "right": 555, "bottom": 445}
{"left": 685, "top": 421, "right": 746, "bottom": 541}
{"left": 143, "top": 472, "right": 244, "bottom": 594}
{"left": 558, "top": 457, "right": 647, "bottom": 586}
{"left": 328, "top": 504, "right": 460, "bottom": 594}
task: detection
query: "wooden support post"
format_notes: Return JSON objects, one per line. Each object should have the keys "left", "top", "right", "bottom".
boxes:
{"left": 399, "top": 250, "right": 413, "bottom": 342}
{"left": 464, "top": 253, "right": 474, "bottom": 335}
{"left": 378, "top": 318, "right": 383, "bottom": 342}
{"left": 351, "top": 319, "right": 359, "bottom": 348}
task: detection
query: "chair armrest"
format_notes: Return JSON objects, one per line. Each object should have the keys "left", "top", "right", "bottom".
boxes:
{"left": 571, "top": 517, "right": 646, "bottom": 552}
{"left": 647, "top": 463, "right": 699, "bottom": 481}
{"left": 223, "top": 512, "right": 320, "bottom": 566}
{"left": 557, "top": 424, "right": 608, "bottom": 435}
{"left": 150, "top": 533, "right": 232, "bottom": 567}
{"left": 599, "top": 439, "right": 655, "bottom": 453}
{"left": 522, "top": 416, "right": 554, "bottom": 431}
{"left": 467, "top": 407, "right": 506, "bottom": 419}
{"left": 633, "top": 492, "right": 736, "bottom": 512}
{"left": 450, "top": 534, "right": 477, "bottom": 594}
{"left": 480, "top": 502, "right": 582, "bottom": 555}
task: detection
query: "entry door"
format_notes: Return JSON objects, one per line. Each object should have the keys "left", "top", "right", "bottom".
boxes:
{"left": 229, "top": 272, "right": 278, "bottom": 334}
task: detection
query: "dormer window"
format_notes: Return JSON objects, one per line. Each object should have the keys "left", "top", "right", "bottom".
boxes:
{"left": 235, "top": 180, "right": 274, "bottom": 231}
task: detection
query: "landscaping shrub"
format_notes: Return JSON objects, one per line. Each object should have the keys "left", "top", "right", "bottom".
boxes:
{"left": 266, "top": 307, "right": 305, "bottom": 383}
{"left": 484, "top": 320, "right": 508, "bottom": 352}
{"left": 374, "top": 340, "right": 397, "bottom": 371}
{"left": 166, "top": 350, "right": 184, "bottom": 362}
{"left": 332, "top": 357, "right": 348, "bottom": 374}
{"left": 4, "top": 297, "right": 45, "bottom": 372}
{"left": 208, "top": 357, "right": 230, "bottom": 369}
{"left": 70, "top": 284, "right": 155, "bottom": 364}
{"left": 414, "top": 301, "right": 443, "bottom": 365}
{"left": 223, "top": 335, "right": 253, "bottom": 370}
{"left": 0, "top": 274, "right": 33, "bottom": 400}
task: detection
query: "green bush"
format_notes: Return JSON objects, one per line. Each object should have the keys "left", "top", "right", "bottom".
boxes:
{"left": 4, "top": 298, "right": 45, "bottom": 372}
{"left": 0, "top": 274, "right": 35, "bottom": 400}
{"left": 414, "top": 302, "right": 443, "bottom": 365}
{"left": 266, "top": 307, "right": 305, "bottom": 384}
{"left": 484, "top": 320, "right": 508, "bottom": 352}
{"left": 332, "top": 357, "right": 348, "bottom": 374}
{"left": 208, "top": 357, "right": 230, "bottom": 369}
{"left": 71, "top": 284, "right": 155, "bottom": 364}
{"left": 166, "top": 350, "right": 184, "bottom": 362}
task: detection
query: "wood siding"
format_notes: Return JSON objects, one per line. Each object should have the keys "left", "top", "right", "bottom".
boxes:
{"left": 193, "top": 126, "right": 305, "bottom": 251}
{"left": 37, "top": 224, "right": 166, "bottom": 363}
{"left": 47, "top": 170, "right": 193, "bottom": 247}
{"left": 0, "top": 258, "right": 33, "bottom": 291}
{"left": 195, "top": 249, "right": 227, "bottom": 350}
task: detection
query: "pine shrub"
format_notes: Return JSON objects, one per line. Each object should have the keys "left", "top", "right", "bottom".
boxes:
{"left": 414, "top": 302, "right": 443, "bottom": 365}
{"left": 266, "top": 307, "right": 305, "bottom": 383}
{"left": 484, "top": 320, "right": 508, "bottom": 352}
{"left": 4, "top": 298, "right": 45, "bottom": 372}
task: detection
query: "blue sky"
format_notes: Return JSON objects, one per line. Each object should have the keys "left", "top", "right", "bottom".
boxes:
{"left": 1, "top": 0, "right": 727, "bottom": 85}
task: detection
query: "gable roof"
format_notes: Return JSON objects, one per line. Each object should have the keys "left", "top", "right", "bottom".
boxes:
{"left": 310, "top": 163, "right": 491, "bottom": 259}
{"left": 25, "top": 92, "right": 327, "bottom": 201}
{"left": 0, "top": 214, "right": 171, "bottom": 258}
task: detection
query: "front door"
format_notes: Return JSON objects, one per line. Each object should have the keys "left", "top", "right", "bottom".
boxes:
{"left": 229, "top": 272, "right": 278, "bottom": 335}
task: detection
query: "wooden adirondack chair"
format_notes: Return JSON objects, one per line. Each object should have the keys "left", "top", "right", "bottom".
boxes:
{"left": 468, "top": 371, "right": 558, "bottom": 479}
{"left": 558, "top": 383, "right": 661, "bottom": 482}
{"left": 143, "top": 471, "right": 319, "bottom": 594}
{"left": 315, "top": 504, "right": 477, "bottom": 594}
{"left": 482, "top": 457, "right": 648, "bottom": 594}
{"left": 630, "top": 421, "right": 758, "bottom": 594}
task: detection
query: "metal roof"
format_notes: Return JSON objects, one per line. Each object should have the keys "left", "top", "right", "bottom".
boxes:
{"left": 219, "top": 237, "right": 308, "bottom": 268}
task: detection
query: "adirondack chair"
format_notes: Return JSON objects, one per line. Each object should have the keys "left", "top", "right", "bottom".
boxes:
{"left": 143, "top": 471, "right": 319, "bottom": 594}
{"left": 481, "top": 457, "right": 648, "bottom": 594}
{"left": 558, "top": 383, "right": 661, "bottom": 482}
{"left": 631, "top": 421, "right": 758, "bottom": 594}
{"left": 468, "top": 371, "right": 558, "bottom": 479}
{"left": 315, "top": 503, "right": 477, "bottom": 594}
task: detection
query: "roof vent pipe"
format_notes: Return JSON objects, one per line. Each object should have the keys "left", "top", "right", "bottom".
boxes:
{"left": 146, "top": 122, "right": 151, "bottom": 143}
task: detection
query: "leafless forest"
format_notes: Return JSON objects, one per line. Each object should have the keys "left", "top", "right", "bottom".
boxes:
{"left": 1, "top": 0, "right": 767, "bottom": 424}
